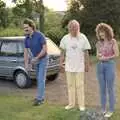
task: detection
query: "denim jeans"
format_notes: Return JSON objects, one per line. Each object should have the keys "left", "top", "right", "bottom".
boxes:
{"left": 36, "top": 56, "right": 47, "bottom": 100}
{"left": 96, "top": 60, "right": 115, "bottom": 112}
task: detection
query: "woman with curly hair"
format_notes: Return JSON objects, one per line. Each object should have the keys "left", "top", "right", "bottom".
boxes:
{"left": 95, "top": 23, "right": 119, "bottom": 117}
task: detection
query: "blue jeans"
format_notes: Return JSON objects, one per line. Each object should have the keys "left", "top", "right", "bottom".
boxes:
{"left": 36, "top": 56, "right": 47, "bottom": 100}
{"left": 97, "top": 60, "right": 115, "bottom": 112}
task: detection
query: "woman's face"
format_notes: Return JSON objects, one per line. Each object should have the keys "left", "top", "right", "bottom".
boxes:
{"left": 99, "top": 31, "right": 106, "bottom": 40}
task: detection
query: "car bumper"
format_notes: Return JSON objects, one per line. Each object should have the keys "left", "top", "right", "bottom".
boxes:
{"left": 28, "top": 65, "right": 59, "bottom": 79}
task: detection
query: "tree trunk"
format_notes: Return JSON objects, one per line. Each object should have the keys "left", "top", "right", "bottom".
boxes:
{"left": 39, "top": 0, "right": 44, "bottom": 33}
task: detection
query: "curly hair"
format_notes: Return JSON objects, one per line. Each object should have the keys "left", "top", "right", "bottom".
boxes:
{"left": 95, "top": 23, "right": 114, "bottom": 41}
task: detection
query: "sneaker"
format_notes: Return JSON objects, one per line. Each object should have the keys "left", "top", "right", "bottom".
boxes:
{"left": 79, "top": 107, "right": 85, "bottom": 111}
{"left": 102, "top": 111, "right": 106, "bottom": 115}
{"left": 33, "top": 98, "right": 44, "bottom": 106}
{"left": 65, "top": 105, "right": 75, "bottom": 110}
{"left": 104, "top": 112, "right": 113, "bottom": 118}
{"left": 101, "top": 109, "right": 106, "bottom": 115}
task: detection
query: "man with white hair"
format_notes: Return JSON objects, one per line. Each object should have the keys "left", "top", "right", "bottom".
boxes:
{"left": 59, "top": 20, "right": 91, "bottom": 111}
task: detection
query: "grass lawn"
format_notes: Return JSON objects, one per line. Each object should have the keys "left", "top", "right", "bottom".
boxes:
{"left": 0, "top": 57, "right": 120, "bottom": 120}
{"left": 0, "top": 95, "right": 120, "bottom": 120}
{"left": 0, "top": 95, "right": 80, "bottom": 120}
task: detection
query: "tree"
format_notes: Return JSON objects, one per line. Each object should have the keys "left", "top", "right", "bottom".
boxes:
{"left": 12, "top": 0, "right": 45, "bottom": 32}
{"left": 63, "top": 0, "right": 120, "bottom": 36}
{"left": 44, "top": 10, "right": 66, "bottom": 45}
{"left": 12, "top": 0, "right": 33, "bottom": 18}
{"left": 62, "top": 0, "right": 81, "bottom": 29}
{"left": 0, "top": 0, "right": 9, "bottom": 28}
{"left": 62, "top": 0, "right": 120, "bottom": 54}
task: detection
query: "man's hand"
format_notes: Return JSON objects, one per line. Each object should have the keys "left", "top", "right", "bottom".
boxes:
{"left": 85, "top": 64, "right": 89, "bottom": 72}
{"left": 59, "top": 64, "right": 65, "bottom": 73}
{"left": 31, "top": 57, "right": 38, "bottom": 64}
{"left": 25, "top": 64, "right": 32, "bottom": 71}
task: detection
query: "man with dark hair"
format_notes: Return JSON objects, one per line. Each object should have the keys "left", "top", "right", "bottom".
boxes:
{"left": 23, "top": 18, "right": 47, "bottom": 106}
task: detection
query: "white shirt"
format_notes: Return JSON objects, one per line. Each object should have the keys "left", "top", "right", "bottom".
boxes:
{"left": 60, "top": 33, "right": 91, "bottom": 72}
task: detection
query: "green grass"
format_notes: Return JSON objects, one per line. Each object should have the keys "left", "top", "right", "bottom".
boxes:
{"left": 90, "top": 55, "right": 97, "bottom": 63}
{"left": 0, "top": 95, "right": 120, "bottom": 120}
{"left": 0, "top": 95, "right": 80, "bottom": 120}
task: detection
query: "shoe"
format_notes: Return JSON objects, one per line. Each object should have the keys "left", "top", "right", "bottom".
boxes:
{"left": 101, "top": 109, "right": 106, "bottom": 115}
{"left": 104, "top": 112, "right": 113, "bottom": 118}
{"left": 102, "top": 111, "right": 106, "bottom": 115}
{"left": 79, "top": 107, "right": 85, "bottom": 111}
{"left": 33, "top": 98, "right": 44, "bottom": 106}
{"left": 65, "top": 105, "right": 74, "bottom": 110}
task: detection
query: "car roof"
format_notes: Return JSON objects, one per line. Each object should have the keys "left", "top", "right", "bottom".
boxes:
{"left": 0, "top": 36, "right": 49, "bottom": 41}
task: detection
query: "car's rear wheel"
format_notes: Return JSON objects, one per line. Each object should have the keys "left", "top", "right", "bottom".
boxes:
{"left": 14, "top": 71, "right": 32, "bottom": 88}
{"left": 47, "top": 73, "right": 58, "bottom": 81}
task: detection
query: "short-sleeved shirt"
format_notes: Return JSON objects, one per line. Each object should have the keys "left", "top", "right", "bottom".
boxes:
{"left": 60, "top": 33, "right": 91, "bottom": 72}
{"left": 24, "top": 31, "right": 46, "bottom": 57}
{"left": 96, "top": 39, "right": 115, "bottom": 57}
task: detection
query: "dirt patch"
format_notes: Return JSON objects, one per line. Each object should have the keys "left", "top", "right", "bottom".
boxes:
{"left": 0, "top": 59, "right": 120, "bottom": 109}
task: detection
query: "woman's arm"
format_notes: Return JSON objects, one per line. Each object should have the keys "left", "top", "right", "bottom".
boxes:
{"left": 113, "top": 39, "right": 119, "bottom": 57}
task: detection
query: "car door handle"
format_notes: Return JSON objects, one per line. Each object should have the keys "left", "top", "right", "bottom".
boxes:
{"left": 10, "top": 60, "right": 17, "bottom": 62}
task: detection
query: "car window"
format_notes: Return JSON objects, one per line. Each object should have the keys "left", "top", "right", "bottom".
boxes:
{"left": 47, "top": 39, "right": 60, "bottom": 54}
{"left": 0, "top": 41, "right": 17, "bottom": 56}
{"left": 17, "top": 42, "right": 24, "bottom": 56}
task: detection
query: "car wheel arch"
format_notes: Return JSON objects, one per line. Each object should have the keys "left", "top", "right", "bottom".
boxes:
{"left": 13, "top": 69, "right": 32, "bottom": 88}
{"left": 13, "top": 69, "right": 27, "bottom": 78}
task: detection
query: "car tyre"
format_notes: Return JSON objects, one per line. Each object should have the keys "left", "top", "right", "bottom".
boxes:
{"left": 14, "top": 71, "right": 32, "bottom": 88}
{"left": 47, "top": 73, "right": 58, "bottom": 81}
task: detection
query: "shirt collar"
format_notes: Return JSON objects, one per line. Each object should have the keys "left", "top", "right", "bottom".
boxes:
{"left": 25, "top": 31, "right": 36, "bottom": 39}
{"left": 69, "top": 32, "right": 81, "bottom": 40}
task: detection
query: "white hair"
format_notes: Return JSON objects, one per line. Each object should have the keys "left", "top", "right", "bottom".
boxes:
{"left": 68, "top": 20, "right": 80, "bottom": 30}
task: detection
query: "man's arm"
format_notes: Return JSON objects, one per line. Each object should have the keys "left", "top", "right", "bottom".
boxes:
{"left": 24, "top": 48, "right": 29, "bottom": 68}
{"left": 31, "top": 44, "right": 47, "bottom": 64}
{"left": 84, "top": 50, "right": 90, "bottom": 72}
{"left": 36, "top": 44, "right": 47, "bottom": 59}
{"left": 60, "top": 49, "right": 65, "bottom": 65}
{"left": 59, "top": 48, "right": 65, "bottom": 72}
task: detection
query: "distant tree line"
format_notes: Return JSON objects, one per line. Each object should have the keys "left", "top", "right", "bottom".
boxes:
{"left": 62, "top": 0, "right": 120, "bottom": 54}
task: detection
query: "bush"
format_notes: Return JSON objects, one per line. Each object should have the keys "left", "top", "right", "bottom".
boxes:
{"left": 45, "top": 27, "right": 66, "bottom": 46}
{"left": 0, "top": 27, "right": 24, "bottom": 37}
{"left": 87, "top": 35, "right": 97, "bottom": 55}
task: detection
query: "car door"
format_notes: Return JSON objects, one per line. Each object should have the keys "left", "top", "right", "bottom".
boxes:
{"left": 0, "top": 40, "right": 18, "bottom": 77}
{"left": 17, "top": 41, "right": 24, "bottom": 67}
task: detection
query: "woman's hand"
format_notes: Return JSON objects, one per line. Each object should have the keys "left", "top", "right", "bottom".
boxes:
{"left": 98, "top": 55, "right": 109, "bottom": 61}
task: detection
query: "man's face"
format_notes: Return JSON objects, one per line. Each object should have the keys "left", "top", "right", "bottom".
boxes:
{"left": 23, "top": 24, "right": 33, "bottom": 35}
{"left": 68, "top": 24, "right": 79, "bottom": 36}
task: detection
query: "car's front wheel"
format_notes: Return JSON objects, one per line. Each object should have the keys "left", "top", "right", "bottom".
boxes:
{"left": 14, "top": 71, "right": 32, "bottom": 88}
{"left": 47, "top": 73, "right": 58, "bottom": 81}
